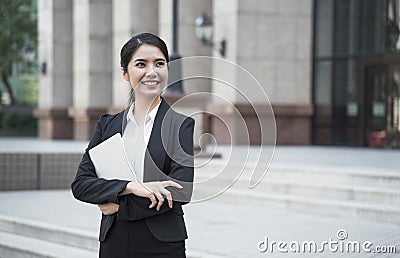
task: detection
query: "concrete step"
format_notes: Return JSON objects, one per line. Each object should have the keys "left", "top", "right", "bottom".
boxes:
{"left": 194, "top": 187, "right": 400, "bottom": 224}
{"left": 268, "top": 166, "right": 400, "bottom": 189}
{"left": 195, "top": 162, "right": 400, "bottom": 189}
{"left": 0, "top": 215, "right": 212, "bottom": 258}
{"left": 193, "top": 162, "right": 400, "bottom": 224}
{"left": 0, "top": 231, "right": 97, "bottom": 258}
{"left": 0, "top": 214, "right": 98, "bottom": 252}
{"left": 195, "top": 174, "right": 400, "bottom": 207}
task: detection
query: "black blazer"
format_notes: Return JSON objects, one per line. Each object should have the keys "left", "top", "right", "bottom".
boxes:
{"left": 71, "top": 99, "right": 195, "bottom": 242}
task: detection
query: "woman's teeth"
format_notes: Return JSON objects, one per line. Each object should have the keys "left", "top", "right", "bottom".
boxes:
{"left": 143, "top": 81, "right": 158, "bottom": 85}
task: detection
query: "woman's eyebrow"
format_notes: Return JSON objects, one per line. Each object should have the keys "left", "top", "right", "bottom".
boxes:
{"left": 133, "top": 58, "right": 147, "bottom": 62}
{"left": 133, "top": 58, "right": 166, "bottom": 62}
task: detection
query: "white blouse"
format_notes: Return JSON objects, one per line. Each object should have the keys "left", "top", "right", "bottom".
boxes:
{"left": 122, "top": 102, "right": 161, "bottom": 182}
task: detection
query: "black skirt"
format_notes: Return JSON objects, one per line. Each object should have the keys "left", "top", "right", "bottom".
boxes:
{"left": 99, "top": 219, "right": 186, "bottom": 258}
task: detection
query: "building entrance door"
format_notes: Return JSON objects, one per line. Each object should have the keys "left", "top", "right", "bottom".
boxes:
{"left": 366, "top": 66, "right": 400, "bottom": 147}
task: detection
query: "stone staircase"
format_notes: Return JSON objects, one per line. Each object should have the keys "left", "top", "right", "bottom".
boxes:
{"left": 0, "top": 214, "right": 210, "bottom": 258}
{"left": 193, "top": 161, "right": 400, "bottom": 224}
{"left": 0, "top": 214, "right": 98, "bottom": 258}
{"left": 0, "top": 150, "right": 398, "bottom": 257}
{"left": 0, "top": 215, "right": 98, "bottom": 258}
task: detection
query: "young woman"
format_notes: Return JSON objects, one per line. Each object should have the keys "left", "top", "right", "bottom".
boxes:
{"left": 71, "top": 33, "right": 195, "bottom": 258}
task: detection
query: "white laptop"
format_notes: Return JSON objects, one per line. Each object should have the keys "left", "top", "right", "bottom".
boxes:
{"left": 88, "top": 133, "right": 137, "bottom": 181}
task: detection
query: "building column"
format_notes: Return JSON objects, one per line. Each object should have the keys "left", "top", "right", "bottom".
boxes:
{"left": 35, "top": 0, "right": 73, "bottom": 139}
{"left": 158, "top": 0, "right": 212, "bottom": 149}
{"left": 158, "top": 0, "right": 213, "bottom": 95}
{"left": 111, "top": 0, "right": 159, "bottom": 110}
{"left": 69, "top": 0, "right": 113, "bottom": 140}
{"left": 209, "top": 0, "right": 313, "bottom": 145}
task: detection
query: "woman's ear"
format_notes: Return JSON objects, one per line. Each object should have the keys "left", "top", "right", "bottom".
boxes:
{"left": 121, "top": 67, "right": 129, "bottom": 81}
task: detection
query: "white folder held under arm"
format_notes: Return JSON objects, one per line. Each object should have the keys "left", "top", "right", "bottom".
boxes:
{"left": 88, "top": 133, "right": 137, "bottom": 181}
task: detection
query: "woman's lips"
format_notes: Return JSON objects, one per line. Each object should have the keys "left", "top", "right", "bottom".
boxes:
{"left": 142, "top": 80, "right": 159, "bottom": 86}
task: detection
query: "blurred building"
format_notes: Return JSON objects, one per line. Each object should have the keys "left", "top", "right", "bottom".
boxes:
{"left": 314, "top": 0, "right": 400, "bottom": 148}
{"left": 36, "top": 0, "right": 400, "bottom": 148}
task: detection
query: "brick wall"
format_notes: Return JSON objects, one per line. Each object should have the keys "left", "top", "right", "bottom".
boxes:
{"left": 0, "top": 153, "right": 82, "bottom": 191}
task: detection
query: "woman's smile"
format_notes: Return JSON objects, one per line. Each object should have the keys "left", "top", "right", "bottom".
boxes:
{"left": 142, "top": 80, "right": 160, "bottom": 87}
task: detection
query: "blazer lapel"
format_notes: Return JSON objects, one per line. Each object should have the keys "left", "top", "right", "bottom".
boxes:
{"left": 100, "top": 110, "right": 125, "bottom": 141}
{"left": 144, "top": 99, "right": 172, "bottom": 182}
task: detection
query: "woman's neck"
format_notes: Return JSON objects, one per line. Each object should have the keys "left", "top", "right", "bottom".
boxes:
{"left": 133, "top": 95, "right": 161, "bottom": 123}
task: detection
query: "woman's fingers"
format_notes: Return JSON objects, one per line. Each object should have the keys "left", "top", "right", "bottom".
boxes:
{"left": 158, "top": 188, "right": 173, "bottom": 208}
{"left": 154, "top": 188, "right": 174, "bottom": 210}
{"left": 166, "top": 191, "right": 174, "bottom": 208}
{"left": 141, "top": 181, "right": 183, "bottom": 210}
{"left": 147, "top": 192, "right": 157, "bottom": 209}
{"left": 162, "top": 180, "right": 183, "bottom": 189}
{"left": 155, "top": 193, "right": 164, "bottom": 211}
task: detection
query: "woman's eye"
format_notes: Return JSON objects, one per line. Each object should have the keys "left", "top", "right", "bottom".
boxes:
{"left": 135, "top": 62, "right": 145, "bottom": 67}
{"left": 156, "top": 61, "right": 165, "bottom": 67}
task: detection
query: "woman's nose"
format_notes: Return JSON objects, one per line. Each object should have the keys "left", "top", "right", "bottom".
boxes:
{"left": 145, "top": 65, "right": 156, "bottom": 76}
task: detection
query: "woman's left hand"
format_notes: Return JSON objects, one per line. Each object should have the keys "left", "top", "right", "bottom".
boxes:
{"left": 98, "top": 203, "right": 119, "bottom": 215}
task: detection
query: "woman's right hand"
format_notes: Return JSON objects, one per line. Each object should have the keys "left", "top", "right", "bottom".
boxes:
{"left": 124, "top": 181, "right": 183, "bottom": 211}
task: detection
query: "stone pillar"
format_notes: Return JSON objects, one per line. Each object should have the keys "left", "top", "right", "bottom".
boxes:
{"left": 158, "top": 0, "right": 213, "bottom": 149}
{"left": 209, "top": 0, "right": 313, "bottom": 145}
{"left": 179, "top": 0, "right": 213, "bottom": 94}
{"left": 111, "top": 0, "right": 159, "bottom": 110}
{"left": 159, "top": 0, "right": 213, "bottom": 94}
{"left": 70, "top": 0, "right": 113, "bottom": 140}
{"left": 212, "top": 0, "right": 239, "bottom": 103}
{"left": 36, "top": 0, "right": 73, "bottom": 139}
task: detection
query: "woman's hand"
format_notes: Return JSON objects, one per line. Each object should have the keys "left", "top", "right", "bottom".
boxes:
{"left": 98, "top": 203, "right": 119, "bottom": 215}
{"left": 124, "top": 181, "right": 183, "bottom": 211}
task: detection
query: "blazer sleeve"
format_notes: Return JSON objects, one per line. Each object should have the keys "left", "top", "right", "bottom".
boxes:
{"left": 71, "top": 115, "right": 130, "bottom": 205}
{"left": 117, "top": 117, "right": 195, "bottom": 221}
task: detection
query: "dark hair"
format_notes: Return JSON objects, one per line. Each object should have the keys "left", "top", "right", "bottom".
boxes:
{"left": 120, "top": 32, "right": 169, "bottom": 72}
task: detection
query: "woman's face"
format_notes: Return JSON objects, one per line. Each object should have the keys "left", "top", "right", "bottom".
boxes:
{"left": 122, "top": 44, "right": 168, "bottom": 100}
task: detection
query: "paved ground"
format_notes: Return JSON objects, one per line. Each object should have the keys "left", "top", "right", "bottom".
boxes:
{"left": 0, "top": 190, "right": 399, "bottom": 257}
{"left": 0, "top": 137, "right": 398, "bottom": 171}
{"left": 0, "top": 138, "right": 399, "bottom": 257}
